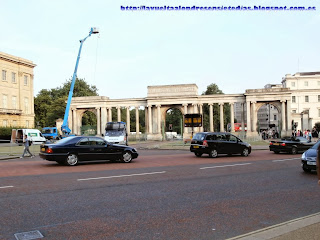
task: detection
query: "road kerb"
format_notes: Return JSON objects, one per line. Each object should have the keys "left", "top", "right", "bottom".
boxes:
{"left": 227, "top": 212, "right": 320, "bottom": 240}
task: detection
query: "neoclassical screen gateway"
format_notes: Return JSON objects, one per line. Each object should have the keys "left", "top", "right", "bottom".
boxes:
{"left": 67, "top": 83, "right": 293, "bottom": 140}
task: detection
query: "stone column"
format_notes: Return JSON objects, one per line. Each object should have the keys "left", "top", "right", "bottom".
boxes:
{"left": 101, "top": 107, "right": 107, "bottom": 135}
{"left": 108, "top": 107, "right": 112, "bottom": 122}
{"left": 230, "top": 103, "right": 235, "bottom": 132}
{"left": 252, "top": 101, "right": 257, "bottom": 133}
{"left": 199, "top": 104, "right": 204, "bottom": 132}
{"left": 241, "top": 103, "right": 245, "bottom": 133}
{"left": 209, "top": 103, "right": 214, "bottom": 132}
{"left": 281, "top": 101, "right": 286, "bottom": 131}
{"left": 219, "top": 103, "right": 224, "bottom": 132}
{"left": 246, "top": 101, "right": 251, "bottom": 132}
{"left": 96, "top": 107, "right": 101, "bottom": 135}
{"left": 135, "top": 106, "right": 140, "bottom": 135}
{"left": 126, "top": 107, "right": 130, "bottom": 135}
{"left": 72, "top": 108, "right": 77, "bottom": 135}
{"left": 286, "top": 100, "right": 292, "bottom": 133}
{"left": 157, "top": 104, "right": 161, "bottom": 134}
{"left": 117, "top": 107, "right": 121, "bottom": 122}
{"left": 193, "top": 103, "right": 198, "bottom": 113}
{"left": 183, "top": 104, "right": 188, "bottom": 134}
{"left": 148, "top": 105, "right": 152, "bottom": 134}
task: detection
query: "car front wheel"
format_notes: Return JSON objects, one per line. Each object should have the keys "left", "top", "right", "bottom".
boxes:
{"left": 241, "top": 148, "right": 249, "bottom": 157}
{"left": 65, "top": 154, "right": 78, "bottom": 166}
{"left": 121, "top": 151, "right": 132, "bottom": 163}
{"left": 291, "top": 147, "right": 297, "bottom": 154}
{"left": 209, "top": 149, "right": 218, "bottom": 158}
{"left": 302, "top": 164, "right": 312, "bottom": 173}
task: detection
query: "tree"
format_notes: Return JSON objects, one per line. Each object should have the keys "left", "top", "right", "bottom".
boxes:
{"left": 202, "top": 83, "right": 231, "bottom": 132}
{"left": 34, "top": 78, "right": 99, "bottom": 128}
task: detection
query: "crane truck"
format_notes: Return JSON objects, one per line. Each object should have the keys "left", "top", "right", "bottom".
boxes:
{"left": 42, "top": 27, "right": 99, "bottom": 140}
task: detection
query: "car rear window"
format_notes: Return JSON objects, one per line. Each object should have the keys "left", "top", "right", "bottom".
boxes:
{"left": 193, "top": 133, "right": 206, "bottom": 141}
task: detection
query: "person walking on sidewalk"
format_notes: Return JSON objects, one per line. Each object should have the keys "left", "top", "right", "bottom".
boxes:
{"left": 21, "top": 134, "right": 34, "bottom": 158}
{"left": 317, "top": 144, "right": 320, "bottom": 185}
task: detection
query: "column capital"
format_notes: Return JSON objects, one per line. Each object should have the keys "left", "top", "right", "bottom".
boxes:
{"left": 219, "top": 102, "right": 224, "bottom": 106}
{"left": 182, "top": 103, "right": 188, "bottom": 107}
{"left": 192, "top": 103, "right": 197, "bottom": 106}
{"left": 229, "top": 102, "right": 235, "bottom": 106}
{"left": 156, "top": 104, "right": 161, "bottom": 108}
{"left": 208, "top": 103, "right": 214, "bottom": 106}
{"left": 147, "top": 105, "right": 152, "bottom": 108}
{"left": 280, "top": 100, "right": 286, "bottom": 103}
{"left": 95, "top": 107, "right": 101, "bottom": 110}
{"left": 198, "top": 103, "right": 203, "bottom": 107}
{"left": 251, "top": 101, "right": 257, "bottom": 104}
{"left": 126, "top": 106, "right": 130, "bottom": 109}
{"left": 116, "top": 106, "right": 121, "bottom": 109}
{"left": 135, "top": 106, "right": 140, "bottom": 109}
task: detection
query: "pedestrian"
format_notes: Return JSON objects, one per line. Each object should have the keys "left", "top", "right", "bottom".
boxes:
{"left": 308, "top": 130, "right": 312, "bottom": 142}
{"left": 317, "top": 143, "right": 320, "bottom": 185}
{"left": 20, "top": 134, "right": 34, "bottom": 158}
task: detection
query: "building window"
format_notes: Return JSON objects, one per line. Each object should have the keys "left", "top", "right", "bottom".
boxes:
{"left": 24, "top": 97, "right": 29, "bottom": 114}
{"left": 318, "top": 81, "right": 320, "bottom": 86}
{"left": 318, "top": 95, "right": 320, "bottom": 102}
{"left": 319, "top": 109, "right": 320, "bottom": 117}
{"left": 2, "top": 95, "right": 7, "bottom": 109}
{"left": 12, "top": 120, "right": 17, "bottom": 126}
{"left": 274, "top": 115, "right": 277, "bottom": 121}
{"left": 304, "top": 81, "right": 308, "bottom": 86}
{"left": 305, "top": 96, "right": 309, "bottom": 102}
{"left": 12, "top": 96, "right": 17, "bottom": 109}
{"left": 292, "top": 110, "right": 297, "bottom": 113}
{"left": 2, "top": 70, "right": 7, "bottom": 81}
{"left": 11, "top": 72, "right": 16, "bottom": 83}
{"left": 292, "top": 96, "right": 296, "bottom": 103}
{"left": 26, "top": 120, "right": 29, "bottom": 128}
{"left": 291, "top": 82, "right": 295, "bottom": 87}
{"left": 3, "top": 120, "right": 8, "bottom": 127}
{"left": 24, "top": 75, "right": 28, "bottom": 86}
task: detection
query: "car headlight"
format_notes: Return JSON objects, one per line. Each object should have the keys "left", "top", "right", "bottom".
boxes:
{"left": 301, "top": 152, "right": 306, "bottom": 160}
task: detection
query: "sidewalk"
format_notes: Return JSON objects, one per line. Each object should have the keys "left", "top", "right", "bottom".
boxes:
{"left": 228, "top": 212, "right": 320, "bottom": 240}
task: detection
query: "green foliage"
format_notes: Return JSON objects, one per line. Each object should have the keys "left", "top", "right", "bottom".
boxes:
{"left": 0, "top": 126, "right": 26, "bottom": 140}
{"left": 165, "top": 108, "right": 183, "bottom": 134}
{"left": 202, "top": 84, "right": 231, "bottom": 131}
{"left": 34, "top": 78, "right": 98, "bottom": 128}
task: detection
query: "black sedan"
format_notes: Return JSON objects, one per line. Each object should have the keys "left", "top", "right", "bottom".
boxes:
{"left": 39, "top": 136, "right": 139, "bottom": 166}
{"left": 269, "top": 136, "right": 315, "bottom": 154}
{"left": 301, "top": 140, "right": 320, "bottom": 172}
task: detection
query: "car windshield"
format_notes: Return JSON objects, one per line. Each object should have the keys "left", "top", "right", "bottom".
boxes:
{"left": 193, "top": 133, "right": 205, "bottom": 141}
{"left": 42, "top": 129, "right": 52, "bottom": 134}
{"left": 311, "top": 141, "right": 320, "bottom": 149}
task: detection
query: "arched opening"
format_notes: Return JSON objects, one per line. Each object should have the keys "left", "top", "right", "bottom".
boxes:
{"left": 80, "top": 111, "right": 97, "bottom": 135}
{"left": 257, "top": 103, "right": 280, "bottom": 139}
{"left": 165, "top": 108, "right": 183, "bottom": 139}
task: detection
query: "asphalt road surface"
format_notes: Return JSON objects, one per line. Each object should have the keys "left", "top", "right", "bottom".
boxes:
{"left": 0, "top": 150, "right": 319, "bottom": 240}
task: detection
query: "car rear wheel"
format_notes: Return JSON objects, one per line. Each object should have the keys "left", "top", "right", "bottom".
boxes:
{"left": 65, "top": 154, "right": 78, "bottom": 166}
{"left": 195, "top": 152, "right": 202, "bottom": 157}
{"left": 241, "top": 148, "right": 249, "bottom": 157}
{"left": 291, "top": 147, "right": 297, "bottom": 155}
{"left": 209, "top": 149, "right": 218, "bottom": 158}
{"left": 121, "top": 151, "right": 132, "bottom": 163}
{"left": 274, "top": 151, "right": 280, "bottom": 154}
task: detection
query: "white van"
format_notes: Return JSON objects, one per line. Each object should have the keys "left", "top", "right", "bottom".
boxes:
{"left": 11, "top": 129, "right": 46, "bottom": 145}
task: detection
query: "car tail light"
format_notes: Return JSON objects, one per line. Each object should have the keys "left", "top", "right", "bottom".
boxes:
{"left": 281, "top": 143, "right": 286, "bottom": 146}
{"left": 203, "top": 140, "right": 208, "bottom": 147}
{"left": 46, "top": 148, "right": 53, "bottom": 153}
{"left": 270, "top": 142, "right": 273, "bottom": 145}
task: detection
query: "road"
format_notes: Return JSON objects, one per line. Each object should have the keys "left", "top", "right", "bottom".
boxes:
{"left": 0, "top": 150, "right": 319, "bottom": 240}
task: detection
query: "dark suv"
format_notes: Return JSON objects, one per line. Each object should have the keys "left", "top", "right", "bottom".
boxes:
{"left": 190, "top": 132, "right": 251, "bottom": 158}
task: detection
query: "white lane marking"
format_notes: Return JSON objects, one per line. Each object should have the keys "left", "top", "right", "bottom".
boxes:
{"left": 272, "top": 158, "right": 300, "bottom": 162}
{"left": 0, "top": 186, "right": 14, "bottom": 189}
{"left": 200, "top": 163, "right": 252, "bottom": 170}
{"left": 77, "top": 171, "right": 166, "bottom": 181}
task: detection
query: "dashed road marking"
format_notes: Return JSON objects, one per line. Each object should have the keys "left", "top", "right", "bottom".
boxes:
{"left": 200, "top": 163, "right": 252, "bottom": 170}
{"left": 272, "top": 158, "right": 300, "bottom": 162}
{"left": 77, "top": 171, "right": 166, "bottom": 181}
{"left": 0, "top": 185, "right": 14, "bottom": 189}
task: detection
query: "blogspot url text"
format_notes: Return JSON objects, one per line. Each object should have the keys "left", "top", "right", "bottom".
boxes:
{"left": 120, "top": 5, "right": 316, "bottom": 11}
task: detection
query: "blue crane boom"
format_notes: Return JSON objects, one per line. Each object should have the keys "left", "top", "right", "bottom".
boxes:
{"left": 61, "top": 27, "right": 99, "bottom": 137}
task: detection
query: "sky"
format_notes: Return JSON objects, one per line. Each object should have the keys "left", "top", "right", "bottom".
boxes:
{"left": 1, "top": 0, "right": 320, "bottom": 99}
